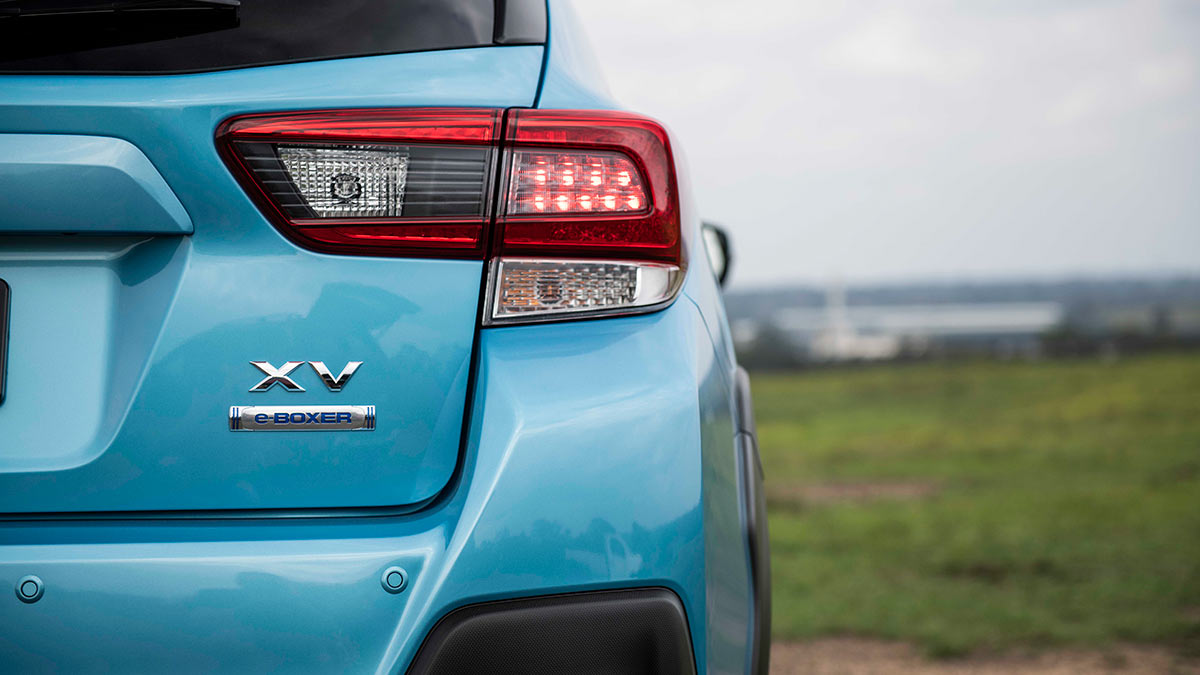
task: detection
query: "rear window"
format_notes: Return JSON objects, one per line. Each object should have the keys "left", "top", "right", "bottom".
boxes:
{"left": 0, "top": 0, "right": 546, "bottom": 74}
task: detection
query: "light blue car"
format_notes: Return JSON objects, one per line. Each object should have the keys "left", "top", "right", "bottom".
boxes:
{"left": 0, "top": 1, "right": 768, "bottom": 672}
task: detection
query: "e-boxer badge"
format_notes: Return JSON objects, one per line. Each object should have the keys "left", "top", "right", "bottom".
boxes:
{"left": 229, "top": 405, "right": 375, "bottom": 432}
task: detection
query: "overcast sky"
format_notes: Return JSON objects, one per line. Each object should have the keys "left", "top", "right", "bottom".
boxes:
{"left": 572, "top": 0, "right": 1200, "bottom": 288}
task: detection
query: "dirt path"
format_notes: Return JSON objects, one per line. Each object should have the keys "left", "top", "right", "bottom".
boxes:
{"left": 771, "top": 639, "right": 1200, "bottom": 674}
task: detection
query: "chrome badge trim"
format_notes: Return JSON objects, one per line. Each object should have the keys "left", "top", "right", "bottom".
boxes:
{"left": 248, "top": 361, "right": 306, "bottom": 392}
{"left": 308, "top": 360, "right": 362, "bottom": 391}
{"left": 229, "top": 405, "right": 375, "bottom": 432}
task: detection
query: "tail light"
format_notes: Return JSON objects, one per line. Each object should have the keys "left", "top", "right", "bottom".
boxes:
{"left": 218, "top": 108, "right": 683, "bottom": 324}
{"left": 218, "top": 109, "right": 501, "bottom": 257}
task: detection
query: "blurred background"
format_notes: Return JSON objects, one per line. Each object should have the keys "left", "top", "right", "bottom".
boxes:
{"left": 578, "top": 1, "right": 1199, "bottom": 672}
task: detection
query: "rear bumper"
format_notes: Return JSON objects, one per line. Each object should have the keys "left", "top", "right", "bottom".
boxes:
{"left": 0, "top": 298, "right": 742, "bottom": 673}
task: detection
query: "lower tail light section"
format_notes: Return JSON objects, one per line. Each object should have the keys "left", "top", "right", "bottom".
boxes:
{"left": 218, "top": 107, "right": 684, "bottom": 323}
{"left": 487, "top": 259, "right": 681, "bottom": 323}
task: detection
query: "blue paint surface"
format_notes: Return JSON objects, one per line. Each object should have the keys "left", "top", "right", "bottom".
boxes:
{"left": 0, "top": 46, "right": 543, "bottom": 512}
{"left": 0, "top": 300, "right": 721, "bottom": 673}
{"left": 0, "top": 134, "right": 192, "bottom": 234}
{"left": 0, "top": 13, "right": 755, "bottom": 673}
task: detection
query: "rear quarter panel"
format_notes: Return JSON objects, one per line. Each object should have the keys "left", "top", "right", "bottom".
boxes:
{"left": 537, "top": 2, "right": 754, "bottom": 672}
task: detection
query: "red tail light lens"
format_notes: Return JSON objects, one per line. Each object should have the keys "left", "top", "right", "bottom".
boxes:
{"left": 497, "top": 110, "right": 680, "bottom": 264}
{"left": 219, "top": 109, "right": 501, "bottom": 144}
{"left": 217, "top": 108, "right": 501, "bottom": 257}
{"left": 218, "top": 107, "right": 684, "bottom": 323}
{"left": 507, "top": 149, "right": 649, "bottom": 215}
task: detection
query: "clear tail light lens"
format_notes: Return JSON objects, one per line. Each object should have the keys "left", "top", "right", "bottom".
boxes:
{"left": 489, "top": 259, "right": 680, "bottom": 322}
{"left": 218, "top": 108, "right": 684, "bottom": 323}
{"left": 277, "top": 145, "right": 410, "bottom": 218}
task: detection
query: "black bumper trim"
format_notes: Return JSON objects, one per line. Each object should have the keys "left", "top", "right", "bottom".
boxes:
{"left": 735, "top": 366, "right": 771, "bottom": 675}
{"left": 406, "top": 588, "right": 697, "bottom": 675}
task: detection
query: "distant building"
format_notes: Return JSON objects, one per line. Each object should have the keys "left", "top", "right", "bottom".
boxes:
{"left": 727, "top": 277, "right": 1200, "bottom": 366}
{"left": 807, "top": 282, "right": 901, "bottom": 361}
{"left": 737, "top": 284, "right": 1063, "bottom": 362}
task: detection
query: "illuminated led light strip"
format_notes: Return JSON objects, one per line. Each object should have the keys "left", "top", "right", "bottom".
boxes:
{"left": 507, "top": 149, "right": 648, "bottom": 215}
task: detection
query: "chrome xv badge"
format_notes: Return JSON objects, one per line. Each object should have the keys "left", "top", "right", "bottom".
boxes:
{"left": 230, "top": 360, "right": 374, "bottom": 432}
{"left": 249, "top": 360, "right": 362, "bottom": 392}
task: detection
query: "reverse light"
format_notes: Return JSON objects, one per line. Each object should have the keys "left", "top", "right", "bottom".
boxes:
{"left": 277, "top": 145, "right": 410, "bottom": 218}
{"left": 218, "top": 108, "right": 684, "bottom": 324}
{"left": 489, "top": 259, "right": 680, "bottom": 321}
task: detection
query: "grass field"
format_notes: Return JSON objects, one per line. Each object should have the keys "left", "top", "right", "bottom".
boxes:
{"left": 753, "top": 353, "right": 1200, "bottom": 658}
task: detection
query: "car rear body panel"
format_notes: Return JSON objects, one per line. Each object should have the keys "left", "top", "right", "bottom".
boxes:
{"left": 0, "top": 1, "right": 761, "bottom": 672}
{"left": 0, "top": 134, "right": 192, "bottom": 235}
{"left": 0, "top": 298, "right": 713, "bottom": 673}
{"left": 0, "top": 46, "right": 543, "bottom": 514}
